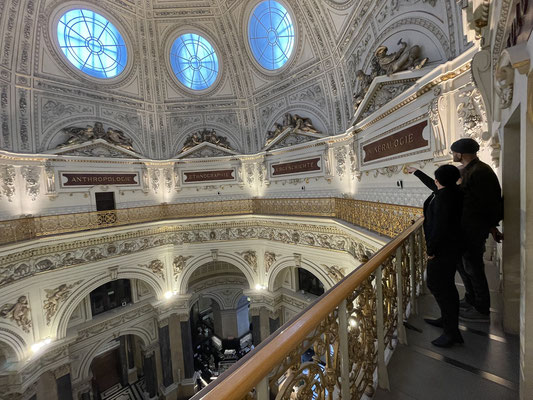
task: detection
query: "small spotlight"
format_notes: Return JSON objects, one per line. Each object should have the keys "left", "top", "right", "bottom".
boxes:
{"left": 164, "top": 291, "right": 173, "bottom": 299}
{"left": 255, "top": 284, "right": 266, "bottom": 290}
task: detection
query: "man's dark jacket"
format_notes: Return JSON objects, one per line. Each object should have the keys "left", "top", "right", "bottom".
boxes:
{"left": 460, "top": 158, "right": 503, "bottom": 238}
{"left": 414, "top": 170, "right": 464, "bottom": 257}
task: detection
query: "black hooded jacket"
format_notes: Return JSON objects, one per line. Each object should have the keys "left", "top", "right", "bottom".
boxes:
{"left": 414, "top": 170, "right": 464, "bottom": 257}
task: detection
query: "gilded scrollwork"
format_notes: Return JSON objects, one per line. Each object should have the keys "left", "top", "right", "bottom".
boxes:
{"left": 346, "top": 275, "right": 376, "bottom": 397}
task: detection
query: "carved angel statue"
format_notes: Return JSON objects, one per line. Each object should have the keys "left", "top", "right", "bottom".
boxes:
{"left": 352, "top": 69, "right": 374, "bottom": 111}
{"left": 59, "top": 125, "right": 95, "bottom": 147}
{"left": 0, "top": 296, "right": 32, "bottom": 333}
{"left": 180, "top": 129, "right": 234, "bottom": 153}
{"left": 44, "top": 283, "right": 77, "bottom": 324}
{"left": 292, "top": 114, "right": 320, "bottom": 133}
{"left": 105, "top": 127, "right": 134, "bottom": 151}
{"left": 266, "top": 123, "right": 285, "bottom": 145}
{"left": 58, "top": 122, "right": 135, "bottom": 152}
{"left": 375, "top": 39, "right": 428, "bottom": 76}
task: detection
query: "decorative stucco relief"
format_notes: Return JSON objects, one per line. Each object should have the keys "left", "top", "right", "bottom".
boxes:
{"left": 0, "top": 296, "right": 32, "bottom": 333}
{"left": 0, "top": 165, "right": 16, "bottom": 201}
{"left": 44, "top": 281, "right": 83, "bottom": 325}
{"left": 20, "top": 166, "right": 40, "bottom": 201}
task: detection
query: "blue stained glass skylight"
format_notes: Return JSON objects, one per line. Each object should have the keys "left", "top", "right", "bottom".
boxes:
{"left": 248, "top": 0, "right": 294, "bottom": 70}
{"left": 57, "top": 9, "right": 127, "bottom": 79}
{"left": 170, "top": 34, "right": 219, "bottom": 91}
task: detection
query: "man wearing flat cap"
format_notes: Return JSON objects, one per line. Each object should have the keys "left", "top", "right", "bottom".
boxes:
{"left": 451, "top": 137, "right": 503, "bottom": 322}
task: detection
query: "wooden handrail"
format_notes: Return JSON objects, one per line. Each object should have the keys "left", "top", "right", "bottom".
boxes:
{"left": 192, "top": 217, "right": 424, "bottom": 400}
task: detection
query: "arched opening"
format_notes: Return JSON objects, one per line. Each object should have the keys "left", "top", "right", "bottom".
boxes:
{"left": 187, "top": 262, "right": 252, "bottom": 387}
{"left": 297, "top": 268, "right": 325, "bottom": 297}
{"left": 67, "top": 279, "right": 155, "bottom": 332}
{"left": 89, "top": 334, "right": 146, "bottom": 398}
{"left": 0, "top": 341, "right": 16, "bottom": 372}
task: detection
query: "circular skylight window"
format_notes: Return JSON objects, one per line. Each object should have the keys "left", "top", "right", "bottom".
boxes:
{"left": 248, "top": 1, "right": 295, "bottom": 70}
{"left": 170, "top": 33, "right": 219, "bottom": 91}
{"left": 57, "top": 9, "right": 127, "bottom": 79}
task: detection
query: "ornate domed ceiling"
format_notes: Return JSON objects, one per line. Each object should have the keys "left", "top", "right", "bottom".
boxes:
{"left": 0, "top": 0, "right": 466, "bottom": 159}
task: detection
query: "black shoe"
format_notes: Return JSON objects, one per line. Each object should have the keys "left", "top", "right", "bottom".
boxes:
{"left": 459, "top": 298, "right": 473, "bottom": 311}
{"left": 424, "top": 317, "right": 443, "bottom": 328}
{"left": 431, "top": 334, "right": 463, "bottom": 348}
{"left": 459, "top": 308, "right": 490, "bottom": 322}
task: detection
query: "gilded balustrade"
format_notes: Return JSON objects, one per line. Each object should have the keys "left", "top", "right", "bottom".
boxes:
{"left": 0, "top": 198, "right": 421, "bottom": 245}
{"left": 191, "top": 219, "right": 425, "bottom": 400}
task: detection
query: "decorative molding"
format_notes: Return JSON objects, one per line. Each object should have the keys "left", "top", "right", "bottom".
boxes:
{"left": 173, "top": 255, "right": 193, "bottom": 278}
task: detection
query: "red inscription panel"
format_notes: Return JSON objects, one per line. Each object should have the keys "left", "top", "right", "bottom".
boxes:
{"left": 62, "top": 173, "right": 138, "bottom": 186}
{"left": 363, "top": 120, "right": 428, "bottom": 163}
{"left": 272, "top": 157, "right": 321, "bottom": 176}
{"left": 184, "top": 169, "right": 234, "bottom": 182}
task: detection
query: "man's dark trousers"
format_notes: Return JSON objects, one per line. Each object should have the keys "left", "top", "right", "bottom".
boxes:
{"left": 457, "top": 232, "right": 490, "bottom": 315}
{"left": 427, "top": 253, "right": 461, "bottom": 338}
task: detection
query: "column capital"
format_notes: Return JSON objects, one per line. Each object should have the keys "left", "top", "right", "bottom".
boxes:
{"left": 142, "top": 341, "right": 159, "bottom": 357}
{"left": 52, "top": 363, "right": 71, "bottom": 379}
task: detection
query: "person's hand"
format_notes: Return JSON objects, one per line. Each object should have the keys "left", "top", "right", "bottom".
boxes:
{"left": 490, "top": 227, "right": 504, "bottom": 243}
{"left": 406, "top": 166, "right": 418, "bottom": 174}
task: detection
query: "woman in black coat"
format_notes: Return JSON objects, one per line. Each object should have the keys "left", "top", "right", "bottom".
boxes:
{"left": 408, "top": 164, "right": 464, "bottom": 347}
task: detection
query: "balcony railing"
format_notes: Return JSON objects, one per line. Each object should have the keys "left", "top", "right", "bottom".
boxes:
{"left": 191, "top": 217, "right": 425, "bottom": 400}
{"left": 0, "top": 198, "right": 422, "bottom": 245}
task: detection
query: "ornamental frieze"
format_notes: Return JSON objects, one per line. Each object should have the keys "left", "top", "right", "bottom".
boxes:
{"left": 0, "top": 220, "right": 380, "bottom": 289}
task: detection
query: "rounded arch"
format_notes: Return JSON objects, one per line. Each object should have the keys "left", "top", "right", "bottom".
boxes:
{"left": 0, "top": 326, "right": 26, "bottom": 363}
{"left": 75, "top": 331, "right": 150, "bottom": 383}
{"left": 267, "top": 256, "right": 334, "bottom": 292}
{"left": 178, "top": 252, "right": 256, "bottom": 294}
{"left": 55, "top": 271, "right": 164, "bottom": 339}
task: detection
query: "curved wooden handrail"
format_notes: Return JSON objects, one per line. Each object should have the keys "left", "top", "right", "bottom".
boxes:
{"left": 192, "top": 217, "right": 424, "bottom": 400}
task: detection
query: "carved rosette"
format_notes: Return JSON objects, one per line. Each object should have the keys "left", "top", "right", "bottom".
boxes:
{"left": 20, "top": 166, "right": 40, "bottom": 201}
{"left": 0, "top": 165, "right": 16, "bottom": 201}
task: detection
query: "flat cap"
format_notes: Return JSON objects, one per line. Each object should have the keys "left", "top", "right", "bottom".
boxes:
{"left": 450, "top": 138, "right": 479, "bottom": 154}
